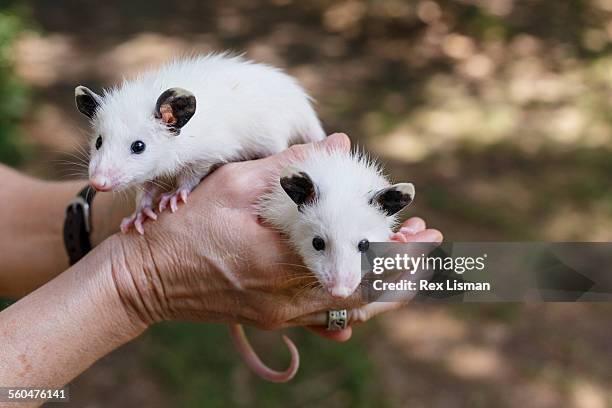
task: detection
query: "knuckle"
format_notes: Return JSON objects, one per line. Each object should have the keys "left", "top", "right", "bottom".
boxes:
{"left": 286, "top": 143, "right": 309, "bottom": 161}
{"left": 351, "top": 308, "right": 369, "bottom": 324}
{"left": 256, "top": 307, "right": 287, "bottom": 330}
{"left": 214, "top": 163, "right": 237, "bottom": 182}
{"left": 216, "top": 163, "right": 250, "bottom": 191}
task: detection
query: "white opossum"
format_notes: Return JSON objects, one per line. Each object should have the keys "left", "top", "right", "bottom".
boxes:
{"left": 74, "top": 53, "right": 325, "bottom": 233}
{"left": 261, "top": 148, "right": 415, "bottom": 297}
{"left": 235, "top": 148, "right": 415, "bottom": 382}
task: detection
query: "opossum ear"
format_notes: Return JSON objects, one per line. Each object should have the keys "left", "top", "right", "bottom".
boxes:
{"left": 370, "top": 183, "right": 415, "bottom": 216}
{"left": 155, "top": 87, "right": 196, "bottom": 133}
{"left": 280, "top": 166, "right": 317, "bottom": 208}
{"left": 75, "top": 86, "right": 102, "bottom": 119}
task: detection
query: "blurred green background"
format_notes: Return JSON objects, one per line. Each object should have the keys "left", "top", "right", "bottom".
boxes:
{"left": 2, "top": 0, "right": 612, "bottom": 406}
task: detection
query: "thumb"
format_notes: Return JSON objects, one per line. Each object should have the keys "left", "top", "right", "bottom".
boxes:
{"left": 256, "top": 133, "right": 351, "bottom": 179}
{"left": 318, "top": 132, "right": 351, "bottom": 152}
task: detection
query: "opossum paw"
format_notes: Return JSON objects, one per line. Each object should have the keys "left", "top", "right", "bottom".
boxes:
{"left": 120, "top": 207, "right": 157, "bottom": 235}
{"left": 158, "top": 188, "right": 190, "bottom": 213}
{"left": 120, "top": 214, "right": 140, "bottom": 235}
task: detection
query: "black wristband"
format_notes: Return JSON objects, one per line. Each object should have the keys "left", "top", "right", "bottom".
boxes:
{"left": 63, "top": 185, "right": 96, "bottom": 265}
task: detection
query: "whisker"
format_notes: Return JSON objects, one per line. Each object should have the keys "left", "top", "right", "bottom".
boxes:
{"left": 58, "top": 173, "right": 89, "bottom": 180}
{"left": 59, "top": 150, "right": 89, "bottom": 165}
{"left": 149, "top": 179, "right": 172, "bottom": 191}
{"left": 291, "top": 281, "right": 323, "bottom": 301}
{"left": 271, "top": 262, "right": 313, "bottom": 271}
{"left": 282, "top": 275, "right": 318, "bottom": 284}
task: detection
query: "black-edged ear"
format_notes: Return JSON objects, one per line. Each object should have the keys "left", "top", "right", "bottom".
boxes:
{"left": 154, "top": 87, "right": 196, "bottom": 133}
{"left": 370, "top": 183, "right": 415, "bottom": 216}
{"left": 280, "top": 166, "right": 317, "bottom": 209}
{"left": 75, "top": 86, "right": 102, "bottom": 119}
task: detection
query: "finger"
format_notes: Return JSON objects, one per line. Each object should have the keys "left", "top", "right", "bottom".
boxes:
{"left": 350, "top": 302, "right": 403, "bottom": 325}
{"left": 275, "top": 132, "right": 350, "bottom": 164}
{"left": 324, "top": 132, "right": 351, "bottom": 151}
{"left": 287, "top": 311, "right": 327, "bottom": 326}
{"left": 287, "top": 292, "right": 361, "bottom": 325}
{"left": 390, "top": 225, "right": 441, "bottom": 243}
{"left": 406, "top": 228, "right": 443, "bottom": 243}
{"left": 226, "top": 133, "right": 352, "bottom": 200}
{"left": 390, "top": 232, "right": 409, "bottom": 242}
{"left": 397, "top": 217, "right": 426, "bottom": 235}
{"left": 291, "top": 301, "right": 402, "bottom": 328}
{"left": 306, "top": 326, "right": 353, "bottom": 342}
{"left": 254, "top": 133, "right": 351, "bottom": 180}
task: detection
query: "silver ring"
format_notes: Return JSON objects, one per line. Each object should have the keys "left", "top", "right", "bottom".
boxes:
{"left": 327, "top": 309, "right": 348, "bottom": 331}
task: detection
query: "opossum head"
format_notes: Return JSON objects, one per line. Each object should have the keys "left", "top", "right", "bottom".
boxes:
{"left": 75, "top": 85, "right": 196, "bottom": 191}
{"left": 279, "top": 163, "right": 415, "bottom": 299}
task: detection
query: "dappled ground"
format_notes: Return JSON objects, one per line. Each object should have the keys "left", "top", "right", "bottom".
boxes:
{"left": 6, "top": 0, "right": 612, "bottom": 406}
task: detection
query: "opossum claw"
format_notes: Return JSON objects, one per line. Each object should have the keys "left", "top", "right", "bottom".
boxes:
{"left": 134, "top": 212, "right": 145, "bottom": 235}
{"left": 179, "top": 189, "right": 189, "bottom": 203}
{"left": 158, "top": 187, "right": 191, "bottom": 213}
{"left": 120, "top": 206, "right": 157, "bottom": 234}
{"left": 143, "top": 207, "right": 157, "bottom": 221}
{"left": 170, "top": 195, "right": 179, "bottom": 213}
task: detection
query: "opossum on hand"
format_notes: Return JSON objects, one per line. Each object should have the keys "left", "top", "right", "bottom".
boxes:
{"left": 75, "top": 53, "right": 325, "bottom": 234}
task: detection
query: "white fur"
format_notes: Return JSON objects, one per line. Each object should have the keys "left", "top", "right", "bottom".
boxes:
{"left": 258, "top": 149, "right": 413, "bottom": 296}
{"left": 86, "top": 53, "right": 325, "bottom": 188}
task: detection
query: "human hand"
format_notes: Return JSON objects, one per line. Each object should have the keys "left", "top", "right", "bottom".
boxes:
{"left": 111, "top": 133, "right": 357, "bottom": 329}
{"left": 110, "top": 133, "right": 442, "bottom": 334}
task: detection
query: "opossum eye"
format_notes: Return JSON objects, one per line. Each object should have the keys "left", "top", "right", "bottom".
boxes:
{"left": 312, "top": 236, "right": 325, "bottom": 251}
{"left": 130, "top": 140, "right": 146, "bottom": 154}
{"left": 358, "top": 239, "right": 369, "bottom": 253}
{"left": 95, "top": 135, "right": 102, "bottom": 150}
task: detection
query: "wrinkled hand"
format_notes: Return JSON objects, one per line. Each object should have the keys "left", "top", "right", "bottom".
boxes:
{"left": 111, "top": 133, "right": 442, "bottom": 336}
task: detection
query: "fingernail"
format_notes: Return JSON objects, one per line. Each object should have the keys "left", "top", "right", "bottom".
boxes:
{"left": 323, "top": 133, "right": 350, "bottom": 150}
{"left": 400, "top": 227, "right": 418, "bottom": 235}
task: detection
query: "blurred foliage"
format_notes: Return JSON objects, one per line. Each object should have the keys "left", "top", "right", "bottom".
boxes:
{"left": 0, "top": 298, "right": 13, "bottom": 311}
{"left": 0, "top": 6, "right": 30, "bottom": 166}
{"left": 9, "top": 0, "right": 612, "bottom": 405}
{"left": 145, "top": 323, "right": 387, "bottom": 407}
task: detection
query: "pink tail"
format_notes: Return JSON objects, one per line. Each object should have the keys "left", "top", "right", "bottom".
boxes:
{"left": 229, "top": 324, "right": 300, "bottom": 383}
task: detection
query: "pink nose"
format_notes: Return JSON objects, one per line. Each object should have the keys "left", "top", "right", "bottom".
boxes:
{"left": 90, "top": 175, "right": 112, "bottom": 192}
{"left": 330, "top": 286, "right": 353, "bottom": 299}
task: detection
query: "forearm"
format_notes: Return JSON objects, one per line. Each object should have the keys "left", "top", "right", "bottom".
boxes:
{"left": 0, "top": 166, "right": 79, "bottom": 296}
{"left": 0, "top": 236, "right": 147, "bottom": 391}
{"left": 0, "top": 164, "right": 130, "bottom": 297}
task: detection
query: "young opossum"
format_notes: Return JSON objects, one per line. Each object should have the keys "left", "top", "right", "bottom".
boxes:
{"left": 237, "top": 148, "right": 415, "bottom": 382}
{"left": 74, "top": 53, "right": 325, "bottom": 234}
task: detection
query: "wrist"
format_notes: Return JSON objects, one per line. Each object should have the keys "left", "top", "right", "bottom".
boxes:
{"left": 106, "top": 232, "right": 169, "bottom": 326}
{"left": 87, "top": 235, "right": 151, "bottom": 338}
